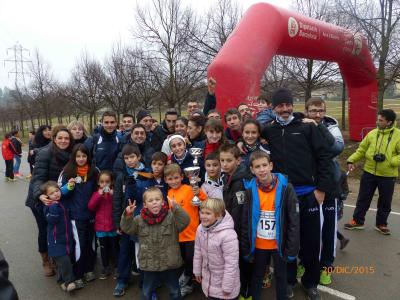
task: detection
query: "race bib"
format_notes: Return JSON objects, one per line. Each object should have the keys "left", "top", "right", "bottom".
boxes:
{"left": 257, "top": 210, "right": 276, "bottom": 240}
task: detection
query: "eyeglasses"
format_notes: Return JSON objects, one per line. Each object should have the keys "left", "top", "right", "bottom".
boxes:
{"left": 308, "top": 109, "right": 326, "bottom": 114}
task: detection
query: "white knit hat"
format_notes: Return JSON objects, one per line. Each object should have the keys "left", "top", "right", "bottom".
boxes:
{"left": 168, "top": 134, "right": 186, "bottom": 146}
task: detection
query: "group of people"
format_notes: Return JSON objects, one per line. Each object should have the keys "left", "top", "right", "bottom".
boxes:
{"left": 3, "top": 77, "right": 399, "bottom": 300}
{"left": 1, "top": 129, "right": 25, "bottom": 181}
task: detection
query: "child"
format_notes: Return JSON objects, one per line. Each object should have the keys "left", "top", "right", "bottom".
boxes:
{"left": 112, "top": 144, "right": 151, "bottom": 297}
{"left": 42, "top": 181, "right": 76, "bottom": 292}
{"left": 224, "top": 109, "right": 242, "bottom": 143}
{"left": 149, "top": 152, "right": 169, "bottom": 200}
{"left": 168, "top": 135, "right": 204, "bottom": 185}
{"left": 241, "top": 119, "right": 271, "bottom": 167}
{"left": 242, "top": 150, "right": 299, "bottom": 300}
{"left": 2, "top": 133, "right": 15, "bottom": 182}
{"left": 164, "top": 164, "right": 207, "bottom": 297}
{"left": 219, "top": 143, "right": 251, "bottom": 299}
{"left": 193, "top": 198, "right": 240, "bottom": 300}
{"left": 161, "top": 117, "right": 189, "bottom": 156}
{"left": 203, "top": 119, "right": 225, "bottom": 158}
{"left": 88, "top": 170, "right": 118, "bottom": 280}
{"left": 120, "top": 187, "right": 190, "bottom": 300}
{"left": 256, "top": 95, "right": 275, "bottom": 127}
{"left": 59, "top": 144, "right": 99, "bottom": 288}
{"left": 201, "top": 152, "right": 223, "bottom": 199}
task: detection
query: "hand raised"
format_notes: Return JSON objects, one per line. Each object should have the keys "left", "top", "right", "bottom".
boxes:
{"left": 208, "top": 77, "right": 216, "bottom": 95}
{"left": 125, "top": 199, "right": 137, "bottom": 217}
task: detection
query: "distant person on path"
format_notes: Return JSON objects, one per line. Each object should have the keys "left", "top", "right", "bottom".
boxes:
{"left": 2, "top": 133, "right": 16, "bottom": 182}
{"left": 344, "top": 109, "right": 400, "bottom": 235}
{"left": 10, "top": 130, "right": 23, "bottom": 177}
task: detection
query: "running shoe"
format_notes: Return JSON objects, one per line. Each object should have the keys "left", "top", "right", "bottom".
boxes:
{"left": 180, "top": 284, "right": 193, "bottom": 297}
{"left": 297, "top": 264, "right": 305, "bottom": 278}
{"left": 178, "top": 273, "right": 191, "bottom": 288}
{"left": 375, "top": 225, "right": 391, "bottom": 235}
{"left": 339, "top": 237, "right": 350, "bottom": 249}
{"left": 74, "top": 279, "right": 85, "bottom": 289}
{"left": 286, "top": 285, "right": 294, "bottom": 298}
{"left": 84, "top": 271, "right": 96, "bottom": 282}
{"left": 344, "top": 220, "right": 364, "bottom": 230}
{"left": 304, "top": 287, "right": 321, "bottom": 300}
{"left": 320, "top": 269, "right": 332, "bottom": 285}
{"left": 113, "top": 282, "right": 126, "bottom": 297}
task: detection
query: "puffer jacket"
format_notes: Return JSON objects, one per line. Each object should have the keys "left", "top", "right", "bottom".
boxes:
{"left": 1, "top": 139, "right": 14, "bottom": 160}
{"left": 193, "top": 211, "right": 240, "bottom": 299}
{"left": 347, "top": 126, "right": 400, "bottom": 177}
{"left": 44, "top": 201, "right": 73, "bottom": 257}
{"left": 25, "top": 144, "right": 70, "bottom": 208}
{"left": 242, "top": 175, "right": 300, "bottom": 262}
{"left": 88, "top": 191, "right": 115, "bottom": 232}
{"left": 120, "top": 205, "right": 190, "bottom": 272}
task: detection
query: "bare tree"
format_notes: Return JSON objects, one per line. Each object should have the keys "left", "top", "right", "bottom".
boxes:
{"left": 28, "top": 50, "right": 56, "bottom": 125}
{"left": 67, "top": 52, "right": 106, "bottom": 131}
{"left": 337, "top": 0, "right": 400, "bottom": 110}
{"left": 134, "top": 0, "right": 204, "bottom": 112}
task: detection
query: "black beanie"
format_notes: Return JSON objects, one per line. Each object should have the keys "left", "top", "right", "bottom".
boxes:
{"left": 272, "top": 88, "right": 293, "bottom": 108}
{"left": 136, "top": 109, "right": 152, "bottom": 123}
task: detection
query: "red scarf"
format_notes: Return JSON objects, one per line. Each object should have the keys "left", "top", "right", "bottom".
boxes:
{"left": 204, "top": 141, "right": 220, "bottom": 158}
{"left": 140, "top": 203, "right": 169, "bottom": 225}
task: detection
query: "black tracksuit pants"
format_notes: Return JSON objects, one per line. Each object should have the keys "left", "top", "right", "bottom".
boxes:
{"left": 287, "top": 192, "right": 321, "bottom": 289}
{"left": 353, "top": 171, "right": 395, "bottom": 226}
{"left": 320, "top": 196, "right": 337, "bottom": 269}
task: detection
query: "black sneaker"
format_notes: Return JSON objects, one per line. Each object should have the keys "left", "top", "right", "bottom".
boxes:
{"left": 339, "top": 237, "right": 350, "bottom": 250}
{"left": 304, "top": 287, "right": 321, "bottom": 300}
{"left": 344, "top": 220, "right": 364, "bottom": 230}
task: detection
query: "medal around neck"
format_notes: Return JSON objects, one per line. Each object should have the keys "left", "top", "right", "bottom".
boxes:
{"left": 75, "top": 176, "right": 82, "bottom": 184}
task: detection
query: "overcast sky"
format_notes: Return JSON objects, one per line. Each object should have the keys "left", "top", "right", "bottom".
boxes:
{"left": 0, "top": 0, "right": 291, "bottom": 90}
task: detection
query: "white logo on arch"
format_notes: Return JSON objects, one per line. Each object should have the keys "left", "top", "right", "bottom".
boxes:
{"left": 288, "top": 17, "right": 299, "bottom": 38}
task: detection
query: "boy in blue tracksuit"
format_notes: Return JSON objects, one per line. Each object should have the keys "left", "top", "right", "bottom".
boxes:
{"left": 242, "top": 151, "right": 299, "bottom": 300}
{"left": 42, "top": 181, "right": 76, "bottom": 292}
{"left": 112, "top": 144, "right": 152, "bottom": 297}
{"left": 148, "top": 152, "right": 169, "bottom": 201}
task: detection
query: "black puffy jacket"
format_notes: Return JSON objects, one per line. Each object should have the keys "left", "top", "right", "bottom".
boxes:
{"left": 25, "top": 144, "right": 70, "bottom": 208}
{"left": 0, "top": 249, "right": 18, "bottom": 300}
{"left": 261, "top": 115, "right": 333, "bottom": 193}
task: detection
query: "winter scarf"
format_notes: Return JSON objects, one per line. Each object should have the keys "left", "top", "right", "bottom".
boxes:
{"left": 140, "top": 203, "right": 169, "bottom": 225}
{"left": 256, "top": 174, "right": 277, "bottom": 193}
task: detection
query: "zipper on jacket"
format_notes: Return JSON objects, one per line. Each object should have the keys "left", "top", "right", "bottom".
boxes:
{"left": 53, "top": 225, "right": 57, "bottom": 244}
{"left": 206, "top": 231, "right": 212, "bottom": 297}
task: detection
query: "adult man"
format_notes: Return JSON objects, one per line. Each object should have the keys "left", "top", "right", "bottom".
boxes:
{"left": 93, "top": 111, "right": 121, "bottom": 171}
{"left": 345, "top": 109, "right": 400, "bottom": 235}
{"left": 121, "top": 113, "right": 135, "bottom": 134}
{"left": 261, "top": 88, "right": 332, "bottom": 300}
{"left": 187, "top": 101, "right": 200, "bottom": 117}
{"left": 304, "top": 97, "right": 345, "bottom": 286}
{"left": 122, "top": 124, "right": 154, "bottom": 168}
{"left": 237, "top": 103, "right": 253, "bottom": 121}
{"left": 136, "top": 110, "right": 153, "bottom": 133}
{"left": 151, "top": 108, "right": 178, "bottom": 152}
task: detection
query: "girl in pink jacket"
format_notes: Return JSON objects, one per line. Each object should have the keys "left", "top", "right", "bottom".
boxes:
{"left": 193, "top": 198, "right": 240, "bottom": 300}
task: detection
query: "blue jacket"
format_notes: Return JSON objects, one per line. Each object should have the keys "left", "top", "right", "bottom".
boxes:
{"left": 92, "top": 129, "right": 121, "bottom": 171}
{"left": 242, "top": 174, "right": 299, "bottom": 261}
{"left": 45, "top": 201, "right": 73, "bottom": 257}
{"left": 112, "top": 163, "right": 151, "bottom": 229}
{"left": 60, "top": 170, "right": 98, "bottom": 221}
{"left": 256, "top": 108, "right": 276, "bottom": 127}
{"left": 148, "top": 177, "right": 169, "bottom": 202}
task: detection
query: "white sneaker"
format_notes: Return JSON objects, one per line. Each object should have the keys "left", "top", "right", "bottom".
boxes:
{"left": 66, "top": 282, "right": 77, "bottom": 292}
{"left": 180, "top": 284, "right": 193, "bottom": 297}
{"left": 178, "top": 274, "right": 191, "bottom": 287}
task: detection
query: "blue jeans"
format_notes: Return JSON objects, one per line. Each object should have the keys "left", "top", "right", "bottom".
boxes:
{"left": 142, "top": 269, "right": 181, "bottom": 300}
{"left": 117, "top": 233, "right": 135, "bottom": 285}
{"left": 13, "top": 155, "right": 21, "bottom": 173}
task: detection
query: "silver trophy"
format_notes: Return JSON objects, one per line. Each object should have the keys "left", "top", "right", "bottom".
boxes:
{"left": 189, "top": 148, "right": 203, "bottom": 166}
{"left": 184, "top": 166, "right": 202, "bottom": 206}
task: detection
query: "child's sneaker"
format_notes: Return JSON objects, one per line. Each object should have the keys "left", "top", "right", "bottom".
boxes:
{"left": 375, "top": 225, "right": 391, "bottom": 235}
{"left": 84, "top": 271, "right": 96, "bottom": 282}
{"left": 262, "top": 271, "right": 272, "bottom": 288}
{"left": 74, "top": 279, "right": 85, "bottom": 289}
{"left": 99, "top": 267, "right": 111, "bottom": 280}
{"left": 320, "top": 269, "right": 332, "bottom": 285}
{"left": 113, "top": 282, "right": 126, "bottom": 297}
{"left": 296, "top": 264, "right": 305, "bottom": 278}
{"left": 180, "top": 284, "right": 193, "bottom": 297}
{"left": 66, "top": 282, "right": 77, "bottom": 292}
{"left": 303, "top": 287, "right": 321, "bottom": 300}
{"left": 60, "top": 283, "right": 67, "bottom": 291}
{"left": 344, "top": 220, "right": 364, "bottom": 230}
{"left": 178, "top": 273, "right": 191, "bottom": 287}
{"left": 339, "top": 237, "right": 350, "bottom": 250}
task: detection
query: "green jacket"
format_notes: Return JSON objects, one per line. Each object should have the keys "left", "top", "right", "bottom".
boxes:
{"left": 347, "top": 127, "right": 400, "bottom": 177}
{"left": 120, "top": 205, "right": 190, "bottom": 272}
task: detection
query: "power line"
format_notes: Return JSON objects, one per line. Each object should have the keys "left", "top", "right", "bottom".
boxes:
{"left": 4, "top": 42, "right": 31, "bottom": 89}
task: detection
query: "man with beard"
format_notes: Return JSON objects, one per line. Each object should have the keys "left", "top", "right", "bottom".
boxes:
{"left": 237, "top": 103, "right": 253, "bottom": 121}
{"left": 151, "top": 108, "right": 179, "bottom": 152}
{"left": 261, "top": 88, "right": 332, "bottom": 300}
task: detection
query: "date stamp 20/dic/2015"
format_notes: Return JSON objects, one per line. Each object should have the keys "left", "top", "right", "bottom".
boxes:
{"left": 322, "top": 266, "right": 375, "bottom": 275}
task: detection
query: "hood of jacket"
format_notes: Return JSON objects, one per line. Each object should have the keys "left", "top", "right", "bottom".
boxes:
{"left": 205, "top": 210, "right": 235, "bottom": 233}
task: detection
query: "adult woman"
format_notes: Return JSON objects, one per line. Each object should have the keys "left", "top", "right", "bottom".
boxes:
{"left": 28, "top": 125, "right": 52, "bottom": 170}
{"left": 187, "top": 115, "right": 206, "bottom": 149}
{"left": 25, "top": 125, "right": 74, "bottom": 277}
{"left": 67, "top": 120, "right": 93, "bottom": 152}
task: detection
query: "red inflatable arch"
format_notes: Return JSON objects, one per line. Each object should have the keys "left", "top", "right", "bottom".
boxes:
{"left": 207, "top": 3, "right": 377, "bottom": 141}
